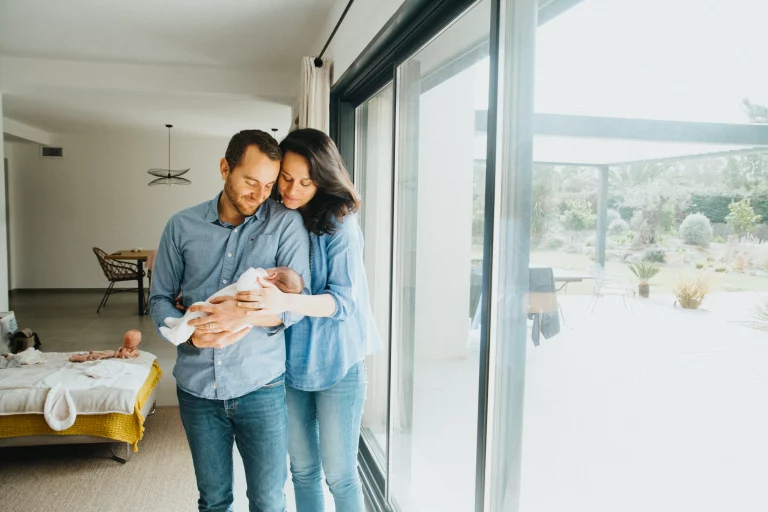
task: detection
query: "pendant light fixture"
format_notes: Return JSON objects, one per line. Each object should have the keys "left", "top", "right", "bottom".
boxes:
{"left": 147, "top": 124, "right": 191, "bottom": 186}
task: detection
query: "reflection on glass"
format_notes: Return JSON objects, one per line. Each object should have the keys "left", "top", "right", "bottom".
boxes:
{"left": 535, "top": 0, "right": 768, "bottom": 123}
{"left": 520, "top": 1, "right": 768, "bottom": 511}
{"left": 389, "top": 1, "right": 490, "bottom": 510}
{"left": 355, "top": 84, "right": 394, "bottom": 468}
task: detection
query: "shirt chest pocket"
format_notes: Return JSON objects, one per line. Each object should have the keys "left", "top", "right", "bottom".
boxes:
{"left": 238, "top": 234, "right": 278, "bottom": 273}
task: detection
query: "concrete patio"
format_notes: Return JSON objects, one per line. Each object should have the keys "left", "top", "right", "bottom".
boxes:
{"left": 404, "top": 294, "right": 768, "bottom": 511}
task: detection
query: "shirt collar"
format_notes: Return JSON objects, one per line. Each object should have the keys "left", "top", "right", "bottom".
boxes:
{"left": 205, "top": 192, "right": 267, "bottom": 225}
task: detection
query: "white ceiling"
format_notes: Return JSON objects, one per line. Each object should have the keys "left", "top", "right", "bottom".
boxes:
{"left": 2, "top": 85, "right": 292, "bottom": 138}
{"left": 0, "top": 0, "right": 334, "bottom": 68}
{"left": 0, "top": 0, "right": 337, "bottom": 136}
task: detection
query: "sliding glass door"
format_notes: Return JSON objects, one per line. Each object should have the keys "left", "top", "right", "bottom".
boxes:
{"left": 352, "top": 1, "right": 494, "bottom": 510}
{"left": 355, "top": 84, "right": 394, "bottom": 471}
{"left": 389, "top": 10, "right": 492, "bottom": 512}
{"left": 339, "top": 0, "right": 539, "bottom": 511}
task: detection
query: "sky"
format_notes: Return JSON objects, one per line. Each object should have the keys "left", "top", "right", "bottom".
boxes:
{"left": 533, "top": 0, "right": 768, "bottom": 123}
{"left": 470, "top": 0, "right": 768, "bottom": 162}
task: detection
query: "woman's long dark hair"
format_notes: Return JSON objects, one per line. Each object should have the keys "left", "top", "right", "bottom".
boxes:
{"left": 277, "top": 128, "right": 360, "bottom": 236}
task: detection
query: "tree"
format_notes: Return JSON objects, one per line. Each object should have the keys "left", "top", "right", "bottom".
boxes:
{"left": 722, "top": 154, "right": 768, "bottom": 195}
{"left": 620, "top": 182, "right": 690, "bottom": 246}
{"left": 725, "top": 198, "right": 762, "bottom": 236}
{"left": 742, "top": 98, "right": 768, "bottom": 123}
{"left": 531, "top": 177, "right": 556, "bottom": 240}
{"left": 609, "top": 163, "right": 666, "bottom": 191}
{"left": 563, "top": 198, "right": 596, "bottom": 231}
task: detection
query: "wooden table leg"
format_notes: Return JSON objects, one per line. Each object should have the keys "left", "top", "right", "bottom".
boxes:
{"left": 137, "top": 260, "right": 145, "bottom": 316}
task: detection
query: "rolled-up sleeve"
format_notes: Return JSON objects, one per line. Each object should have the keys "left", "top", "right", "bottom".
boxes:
{"left": 275, "top": 211, "right": 311, "bottom": 329}
{"left": 323, "top": 217, "right": 362, "bottom": 322}
{"left": 149, "top": 217, "right": 185, "bottom": 330}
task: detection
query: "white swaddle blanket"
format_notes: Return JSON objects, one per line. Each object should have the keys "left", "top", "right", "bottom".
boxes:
{"left": 160, "top": 267, "right": 268, "bottom": 346}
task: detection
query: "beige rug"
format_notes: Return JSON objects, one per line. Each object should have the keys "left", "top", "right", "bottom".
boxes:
{"left": 0, "top": 407, "right": 198, "bottom": 512}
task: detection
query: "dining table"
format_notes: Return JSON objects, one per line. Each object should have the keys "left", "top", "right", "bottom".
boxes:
{"left": 104, "top": 249, "right": 154, "bottom": 316}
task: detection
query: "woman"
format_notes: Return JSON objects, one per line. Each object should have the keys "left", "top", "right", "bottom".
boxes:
{"left": 239, "top": 128, "right": 380, "bottom": 512}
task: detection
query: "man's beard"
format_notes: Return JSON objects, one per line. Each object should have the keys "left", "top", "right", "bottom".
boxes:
{"left": 224, "top": 179, "right": 263, "bottom": 217}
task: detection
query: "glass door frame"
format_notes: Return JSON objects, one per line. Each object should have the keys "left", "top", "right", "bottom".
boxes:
{"left": 329, "top": 1, "right": 584, "bottom": 510}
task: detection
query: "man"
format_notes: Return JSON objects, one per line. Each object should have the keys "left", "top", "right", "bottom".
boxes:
{"left": 149, "top": 130, "right": 310, "bottom": 512}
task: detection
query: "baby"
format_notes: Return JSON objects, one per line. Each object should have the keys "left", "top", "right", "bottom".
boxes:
{"left": 69, "top": 329, "right": 142, "bottom": 363}
{"left": 160, "top": 266, "right": 303, "bottom": 346}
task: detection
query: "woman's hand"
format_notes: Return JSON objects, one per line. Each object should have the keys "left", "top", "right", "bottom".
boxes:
{"left": 236, "top": 277, "right": 293, "bottom": 316}
{"left": 174, "top": 293, "right": 186, "bottom": 313}
{"left": 188, "top": 297, "right": 249, "bottom": 334}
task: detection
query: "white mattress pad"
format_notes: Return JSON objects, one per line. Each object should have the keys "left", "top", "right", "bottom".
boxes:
{"left": 0, "top": 351, "right": 156, "bottom": 417}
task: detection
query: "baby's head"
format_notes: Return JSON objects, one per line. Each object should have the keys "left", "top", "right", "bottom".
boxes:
{"left": 265, "top": 267, "right": 304, "bottom": 294}
{"left": 123, "top": 329, "right": 142, "bottom": 349}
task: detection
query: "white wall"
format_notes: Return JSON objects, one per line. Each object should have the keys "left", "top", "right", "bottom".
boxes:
{"left": 0, "top": 96, "right": 9, "bottom": 309}
{"left": 3, "top": 140, "right": 12, "bottom": 293}
{"left": 3, "top": 118, "right": 50, "bottom": 146}
{"left": 8, "top": 130, "right": 232, "bottom": 289}
{"left": 314, "top": 0, "right": 406, "bottom": 83}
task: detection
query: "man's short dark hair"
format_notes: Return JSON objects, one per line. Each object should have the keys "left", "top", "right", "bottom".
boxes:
{"left": 225, "top": 130, "right": 282, "bottom": 171}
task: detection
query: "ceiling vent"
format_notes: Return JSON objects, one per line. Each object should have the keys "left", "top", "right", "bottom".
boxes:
{"left": 41, "top": 146, "right": 63, "bottom": 158}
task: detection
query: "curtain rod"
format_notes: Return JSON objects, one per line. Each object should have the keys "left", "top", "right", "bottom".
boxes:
{"left": 314, "top": 0, "right": 355, "bottom": 67}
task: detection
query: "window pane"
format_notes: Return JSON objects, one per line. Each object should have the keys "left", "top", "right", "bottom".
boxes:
{"left": 355, "top": 83, "right": 394, "bottom": 468}
{"left": 519, "top": 1, "right": 768, "bottom": 511}
{"left": 535, "top": 0, "right": 768, "bottom": 123}
{"left": 389, "top": 1, "right": 490, "bottom": 510}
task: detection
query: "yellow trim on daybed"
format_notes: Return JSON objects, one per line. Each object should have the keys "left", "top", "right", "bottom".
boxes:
{"left": 0, "top": 360, "right": 162, "bottom": 452}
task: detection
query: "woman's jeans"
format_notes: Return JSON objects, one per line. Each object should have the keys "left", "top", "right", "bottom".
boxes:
{"left": 177, "top": 376, "right": 288, "bottom": 512}
{"left": 287, "top": 362, "right": 367, "bottom": 512}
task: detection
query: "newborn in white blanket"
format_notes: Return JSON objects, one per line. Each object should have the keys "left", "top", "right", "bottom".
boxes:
{"left": 160, "top": 266, "right": 304, "bottom": 345}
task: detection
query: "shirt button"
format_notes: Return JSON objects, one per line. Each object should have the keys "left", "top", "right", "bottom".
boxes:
{"left": 217, "top": 360, "right": 222, "bottom": 366}
{"left": 227, "top": 253, "right": 232, "bottom": 258}
{"left": 222, "top": 280, "right": 228, "bottom": 284}
{"left": 233, "top": 229, "right": 238, "bottom": 234}
{"left": 213, "top": 382, "right": 217, "bottom": 389}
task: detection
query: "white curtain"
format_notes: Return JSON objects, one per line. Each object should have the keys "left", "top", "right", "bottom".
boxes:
{"left": 297, "top": 56, "right": 331, "bottom": 133}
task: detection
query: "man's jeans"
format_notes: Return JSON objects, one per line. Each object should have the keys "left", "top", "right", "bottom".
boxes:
{"left": 177, "top": 376, "right": 288, "bottom": 512}
{"left": 287, "top": 362, "right": 367, "bottom": 512}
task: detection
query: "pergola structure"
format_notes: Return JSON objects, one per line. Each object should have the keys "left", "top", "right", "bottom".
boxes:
{"left": 477, "top": 111, "right": 768, "bottom": 266}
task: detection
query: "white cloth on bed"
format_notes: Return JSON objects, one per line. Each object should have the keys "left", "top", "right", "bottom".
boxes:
{"left": 16, "top": 347, "right": 46, "bottom": 365}
{"left": 0, "top": 351, "right": 156, "bottom": 423}
{"left": 2, "top": 347, "right": 46, "bottom": 368}
{"left": 160, "top": 267, "right": 268, "bottom": 345}
{"left": 41, "top": 360, "right": 136, "bottom": 430}
{"left": 44, "top": 382, "right": 77, "bottom": 431}
{"left": 82, "top": 359, "right": 132, "bottom": 379}
{"left": 0, "top": 357, "right": 21, "bottom": 369}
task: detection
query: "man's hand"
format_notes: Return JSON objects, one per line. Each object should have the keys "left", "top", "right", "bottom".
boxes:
{"left": 188, "top": 298, "right": 248, "bottom": 334}
{"left": 189, "top": 325, "right": 252, "bottom": 349}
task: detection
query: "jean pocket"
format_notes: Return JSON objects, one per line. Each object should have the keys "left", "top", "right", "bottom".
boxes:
{"left": 262, "top": 378, "right": 285, "bottom": 389}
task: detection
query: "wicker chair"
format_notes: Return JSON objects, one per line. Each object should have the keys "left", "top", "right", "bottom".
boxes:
{"left": 93, "top": 247, "right": 145, "bottom": 313}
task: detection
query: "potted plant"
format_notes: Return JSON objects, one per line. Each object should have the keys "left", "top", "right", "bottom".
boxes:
{"left": 627, "top": 262, "right": 660, "bottom": 298}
